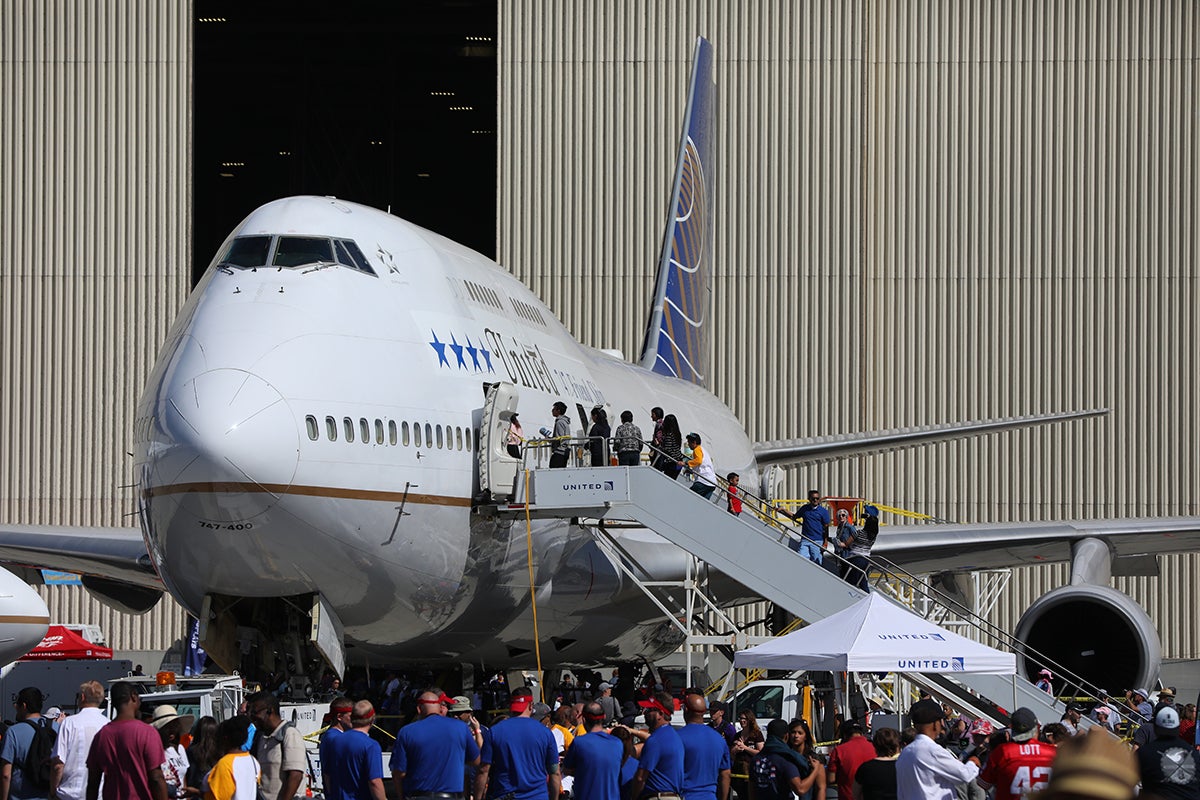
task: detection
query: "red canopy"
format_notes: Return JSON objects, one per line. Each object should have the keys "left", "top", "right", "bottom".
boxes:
{"left": 21, "top": 625, "right": 114, "bottom": 660}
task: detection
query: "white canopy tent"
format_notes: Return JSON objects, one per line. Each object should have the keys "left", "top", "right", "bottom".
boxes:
{"left": 734, "top": 593, "right": 1018, "bottom": 717}
{"left": 735, "top": 592, "right": 1017, "bottom": 674}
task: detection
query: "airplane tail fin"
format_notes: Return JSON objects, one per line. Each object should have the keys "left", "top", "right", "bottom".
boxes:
{"left": 639, "top": 37, "right": 715, "bottom": 388}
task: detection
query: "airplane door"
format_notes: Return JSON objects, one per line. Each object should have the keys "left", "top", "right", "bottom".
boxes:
{"left": 478, "top": 382, "right": 520, "bottom": 499}
{"left": 761, "top": 464, "right": 784, "bottom": 504}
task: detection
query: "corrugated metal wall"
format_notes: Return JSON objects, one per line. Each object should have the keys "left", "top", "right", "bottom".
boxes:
{"left": 0, "top": 1, "right": 192, "bottom": 650}
{"left": 499, "top": 1, "right": 1200, "bottom": 658}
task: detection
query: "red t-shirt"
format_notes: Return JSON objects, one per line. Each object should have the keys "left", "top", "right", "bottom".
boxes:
{"left": 86, "top": 718, "right": 166, "bottom": 800}
{"left": 829, "top": 735, "right": 877, "bottom": 800}
{"left": 979, "top": 740, "right": 1057, "bottom": 800}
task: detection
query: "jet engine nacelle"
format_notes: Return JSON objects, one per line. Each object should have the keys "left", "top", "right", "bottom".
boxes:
{"left": 1013, "top": 581, "right": 1160, "bottom": 694}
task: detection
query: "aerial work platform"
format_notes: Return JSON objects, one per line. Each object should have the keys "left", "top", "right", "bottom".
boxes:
{"left": 493, "top": 464, "right": 1065, "bottom": 724}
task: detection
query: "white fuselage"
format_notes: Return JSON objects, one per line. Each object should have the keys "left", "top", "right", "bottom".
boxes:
{"left": 134, "top": 196, "right": 757, "bottom": 665}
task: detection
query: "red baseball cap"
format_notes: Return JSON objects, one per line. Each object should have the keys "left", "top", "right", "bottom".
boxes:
{"left": 510, "top": 695, "right": 533, "bottom": 713}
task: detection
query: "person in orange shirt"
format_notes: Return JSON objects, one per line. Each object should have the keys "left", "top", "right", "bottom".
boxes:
{"left": 203, "top": 716, "right": 260, "bottom": 800}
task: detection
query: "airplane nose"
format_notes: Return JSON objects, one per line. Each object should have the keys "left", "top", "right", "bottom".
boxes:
{"left": 150, "top": 368, "right": 300, "bottom": 521}
{"left": 0, "top": 566, "right": 50, "bottom": 662}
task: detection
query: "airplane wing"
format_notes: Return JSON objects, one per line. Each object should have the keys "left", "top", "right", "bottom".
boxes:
{"left": 874, "top": 517, "right": 1200, "bottom": 574}
{"left": 0, "top": 525, "right": 161, "bottom": 589}
{"left": 753, "top": 409, "right": 1107, "bottom": 466}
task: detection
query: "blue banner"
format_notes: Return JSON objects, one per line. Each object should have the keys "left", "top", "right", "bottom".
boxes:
{"left": 184, "top": 616, "right": 208, "bottom": 676}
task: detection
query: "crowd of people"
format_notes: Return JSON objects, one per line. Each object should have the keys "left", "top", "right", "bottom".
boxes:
{"left": 526, "top": 404, "right": 721, "bottom": 502}
{"left": 1, "top": 670, "right": 1195, "bottom": 800}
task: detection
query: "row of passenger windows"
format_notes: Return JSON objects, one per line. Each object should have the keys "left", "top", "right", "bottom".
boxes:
{"left": 304, "top": 415, "right": 474, "bottom": 451}
{"left": 511, "top": 298, "right": 547, "bottom": 327}
{"left": 464, "top": 279, "right": 504, "bottom": 309}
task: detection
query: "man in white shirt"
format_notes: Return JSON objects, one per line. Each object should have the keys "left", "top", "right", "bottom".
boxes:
{"left": 50, "top": 681, "right": 109, "bottom": 800}
{"left": 896, "top": 700, "right": 983, "bottom": 800}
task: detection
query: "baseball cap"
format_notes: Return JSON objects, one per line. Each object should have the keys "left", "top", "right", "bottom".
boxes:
{"left": 510, "top": 695, "right": 533, "bottom": 713}
{"left": 531, "top": 702, "right": 552, "bottom": 721}
{"left": 447, "top": 696, "right": 473, "bottom": 713}
{"left": 1010, "top": 707, "right": 1039, "bottom": 741}
{"left": 1155, "top": 706, "right": 1180, "bottom": 731}
{"left": 1066, "top": 702, "right": 1085, "bottom": 713}
{"left": 909, "top": 699, "right": 945, "bottom": 725}
{"left": 598, "top": 682, "right": 612, "bottom": 691}
{"left": 43, "top": 707, "right": 62, "bottom": 720}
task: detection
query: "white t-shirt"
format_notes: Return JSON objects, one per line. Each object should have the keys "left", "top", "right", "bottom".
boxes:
{"left": 52, "top": 707, "right": 109, "bottom": 800}
{"left": 162, "top": 743, "right": 191, "bottom": 795}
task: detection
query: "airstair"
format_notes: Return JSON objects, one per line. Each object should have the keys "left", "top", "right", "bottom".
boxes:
{"left": 491, "top": 463, "right": 1070, "bottom": 726}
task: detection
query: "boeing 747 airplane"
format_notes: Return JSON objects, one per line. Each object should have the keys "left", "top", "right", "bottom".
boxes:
{"left": 1, "top": 39, "right": 1197, "bottom": 693}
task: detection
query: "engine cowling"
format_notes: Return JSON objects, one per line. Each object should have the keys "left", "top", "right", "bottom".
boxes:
{"left": 1013, "top": 582, "right": 1160, "bottom": 693}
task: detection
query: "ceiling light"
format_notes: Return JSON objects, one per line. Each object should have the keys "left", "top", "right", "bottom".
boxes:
{"left": 465, "top": 36, "right": 492, "bottom": 42}
{"left": 430, "top": 91, "right": 455, "bottom": 97}
{"left": 449, "top": 106, "right": 474, "bottom": 111}
{"left": 278, "top": 151, "right": 290, "bottom": 156}
{"left": 220, "top": 161, "right": 245, "bottom": 167}
{"left": 197, "top": 17, "right": 227, "bottom": 22}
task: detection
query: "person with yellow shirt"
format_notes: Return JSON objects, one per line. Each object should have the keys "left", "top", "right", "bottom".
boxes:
{"left": 679, "top": 433, "right": 717, "bottom": 500}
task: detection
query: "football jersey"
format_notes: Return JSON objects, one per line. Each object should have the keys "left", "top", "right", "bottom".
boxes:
{"left": 980, "top": 740, "right": 1057, "bottom": 800}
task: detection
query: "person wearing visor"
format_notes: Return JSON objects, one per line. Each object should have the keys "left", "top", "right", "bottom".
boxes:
{"left": 895, "top": 700, "right": 982, "bottom": 800}
{"left": 629, "top": 692, "right": 684, "bottom": 800}
{"left": 481, "top": 689, "right": 560, "bottom": 800}
{"left": 324, "top": 700, "right": 386, "bottom": 800}
{"left": 392, "top": 691, "right": 480, "bottom": 800}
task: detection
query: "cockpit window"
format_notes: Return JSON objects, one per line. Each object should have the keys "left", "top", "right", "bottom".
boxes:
{"left": 221, "top": 236, "right": 271, "bottom": 268}
{"left": 274, "top": 236, "right": 334, "bottom": 267}
{"left": 335, "top": 240, "right": 376, "bottom": 275}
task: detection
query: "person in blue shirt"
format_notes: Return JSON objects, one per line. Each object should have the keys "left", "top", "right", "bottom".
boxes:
{"left": 481, "top": 691, "right": 561, "bottom": 800}
{"left": 324, "top": 700, "right": 387, "bottom": 800}
{"left": 391, "top": 691, "right": 481, "bottom": 799}
{"left": 563, "top": 702, "right": 623, "bottom": 800}
{"left": 677, "top": 694, "right": 731, "bottom": 800}
{"left": 776, "top": 490, "right": 831, "bottom": 564}
{"left": 319, "top": 696, "right": 353, "bottom": 782}
{"left": 630, "top": 692, "right": 685, "bottom": 799}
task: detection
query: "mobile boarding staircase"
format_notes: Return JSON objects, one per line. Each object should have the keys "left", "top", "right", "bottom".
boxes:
{"left": 484, "top": 459, "right": 1118, "bottom": 729}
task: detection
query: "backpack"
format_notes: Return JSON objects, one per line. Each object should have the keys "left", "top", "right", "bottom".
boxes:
{"left": 20, "top": 717, "right": 57, "bottom": 791}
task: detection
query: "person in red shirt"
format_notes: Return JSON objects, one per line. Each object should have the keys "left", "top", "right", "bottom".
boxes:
{"left": 828, "top": 721, "right": 877, "bottom": 800}
{"left": 726, "top": 473, "right": 743, "bottom": 515}
{"left": 86, "top": 682, "right": 168, "bottom": 800}
{"left": 978, "top": 707, "right": 1056, "bottom": 800}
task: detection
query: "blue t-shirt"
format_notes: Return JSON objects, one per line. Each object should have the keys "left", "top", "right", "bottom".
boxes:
{"left": 324, "top": 729, "right": 384, "bottom": 800}
{"left": 391, "top": 714, "right": 480, "bottom": 793}
{"left": 619, "top": 756, "right": 640, "bottom": 800}
{"left": 562, "top": 731, "right": 623, "bottom": 800}
{"left": 638, "top": 724, "right": 685, "bottom": 795}
{"left": 798, "top": 504, "right": 831, "bottom": 542}
{"left": 677, "top": 723, "right": 731, "bottom": 800}
{"left": 319, "top": 725, "right": 343, "bottom": 783}
{"left": 482, "top": 716, "right": 559, "bottom": 800}
{"left": 751, "top": 751, "right": 801, "bottom": 800}
{"left": 0, "top": 718, "right": 48, "bottom": 800}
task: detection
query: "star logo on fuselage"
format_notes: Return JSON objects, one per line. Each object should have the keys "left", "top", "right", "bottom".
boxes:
{"left": 449, "top": 334, "right": 467, "bottom": 369}
{"left": 465, "top": 337, "right": 482, "bottom": 370}
{"left": 429, "top": 329, "right": 495, "bottom": 373}
{"left": 429, "top": 330, "right": 449, "bottom": 367}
